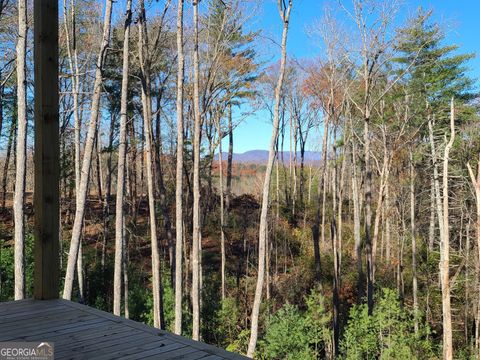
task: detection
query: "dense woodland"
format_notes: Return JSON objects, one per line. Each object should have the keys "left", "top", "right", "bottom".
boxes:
{"left": 0, "top": 0, "right": 479, "bottom": 358}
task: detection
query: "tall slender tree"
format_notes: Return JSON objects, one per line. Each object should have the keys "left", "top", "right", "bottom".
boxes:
{"left": 410, "top": 149, "right": 418, "bottom": 334}
{"left": 247, "top": 0, "right": 292, "bottom": 356}
{"left": 63, "top": 0, "right": 85, "bottom": 304}
{"left": 439, "top": 98, "right": 455, "bottom": 360}
{"left": 174, "top": 0, "right": 185, "bottom": 336}
{"left": 13, "top": 0, "right": 27, "bottom": 300}
{"left": 63, "top": 0, "right": 113, "bottom": 300}
{"left": 138, "top": 0, "right": 164, "bottom": 330}
{"left": 467, "top": 155, "right": 480, "bottom": 357}
{"left": 113, "top": 0, "right": 132, "bottom": 317}
{"left": 191, "top": 0, "right": 202, "bottom": 341}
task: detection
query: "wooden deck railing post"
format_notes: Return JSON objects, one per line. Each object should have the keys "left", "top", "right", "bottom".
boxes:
{"left": 33, "top": 0, "right": 60, "bottom": 300}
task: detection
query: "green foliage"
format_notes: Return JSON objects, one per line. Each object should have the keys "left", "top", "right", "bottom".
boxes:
{"left": 341, "top": 288, "right": 434, "bottom": 360}
{"left": 258, "top": 288, "right": 331, "bottom": 360}
{"left": 139, "top": 288, "right": 154, "bottom": 326}
{"left": 0, "top": 241, "right": 14, "bottom": 301}
{"left": 134, "top": 274, "right": 178, "bottom": 332}
{"left": 227, "top": 329, "right": 251, "bottom": 355}
{"left": 394, "top": 8, "right": 475, "bottom": 128}
{"left": 86, "top": 260, "right": 113, "bottom": 312}
{"left": 162, "top": 280, "right": 175, "bottom": 331}
{"left": 304, "top": 288, "right": 332, "bottom": 356}
{"left": 215, "top": 297, "right": 242, "bottom": 347}
{"left": 0, "top": 232, "right": 34, "bottom": 301}
{"left": 261, "top": 303, "right": 312, "bottom": 359}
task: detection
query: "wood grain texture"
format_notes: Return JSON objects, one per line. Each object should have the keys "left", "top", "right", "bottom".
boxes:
{"left": 0, "top": 299, "right": 250, "bottom": 360}
{"left": 33, "top": 0, "right": 60, "bottom": 300}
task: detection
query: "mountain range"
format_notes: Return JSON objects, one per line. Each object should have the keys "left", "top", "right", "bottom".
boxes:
{"left": 213, "top": 150, "right": 321, "bottom": 164}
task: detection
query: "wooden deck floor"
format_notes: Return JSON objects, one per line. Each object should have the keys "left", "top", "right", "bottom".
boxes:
{"left": 0, "top": 299, "right": 249, "bottom": 360}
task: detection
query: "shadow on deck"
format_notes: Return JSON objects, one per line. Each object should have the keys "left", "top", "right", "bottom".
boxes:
{"left": 0, "top": 299, "right": 249, "bottom": 360}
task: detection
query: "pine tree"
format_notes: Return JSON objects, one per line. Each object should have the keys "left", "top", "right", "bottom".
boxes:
{"left": 395, "top": 8, "right": 474, "bottom": 127}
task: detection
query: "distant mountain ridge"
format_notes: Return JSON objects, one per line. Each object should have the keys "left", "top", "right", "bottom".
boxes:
{"left": 214, "top": 150, "right": 321, "bottom": 164}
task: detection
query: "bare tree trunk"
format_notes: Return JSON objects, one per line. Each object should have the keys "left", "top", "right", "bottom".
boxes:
{"left": 138, "top": 0, "right": 164, "bottom": 329}
{"left": 428, "top": 179, "right": 435, "bottom": 252}
{"left": 113, "top": 0, "right": 132, "bottom": 317}
{"left": 440, "top": 99, "right": 455, "bottom": 360}
{"left": 307, "top": 165, "right": 312, "bottom": 205}
{"left": 95, "top": 129, "right": 104, "bottom": 202}
{"left": 63, "top": 0, "right": 81, "bottom": 201}
{"left": 477, "top": 257, "right": 480, "bottom": 357}
{"left": 64, "top": 0, "right": 85, "bottom": 304}
{"left": 128, "top": 120, "right": 137, "bottom": 217}
{"left": 292, "top": 118, "right": 298, "bottom": 219}
{"left": 280, "top": 117, "right": 289, "bottom": 209}
{"left": 266, "top": 220, "right": 270, "bottom": 301}
{"left": 95, "top": 128, "right": 104, "bottom": 295}
{"left": 410, "top": 149, "right": 418, "bottom": 334}
{"left": 174, "top": 0, "right": 185, "bottom": 336}
{"left": 191, "top": 0, "right": 202, "bottom": 341}
{"left": 106, "top": 113, "right": 115, "bottom": 202}
{"left": 385, "top": 182, "right": 391, "bottom": 261}
{"left": 288, "top": 117, "right": 293, "bottom": 212}
{"left": 465, "top": 219, "right": 470, "bottom": 343}
{"left": 218, "top": 126, "right": 226, "bottom": 301}
{"left": 76, "top": 233, "right": 84, "bottom": 302}
{"left": 372, "top": 124, "right": 390, "bottom": 276}
{"left": 122, "top": 216, "right": 129, "bottom": 318}
{"left": 100, "top": 114, "right": 114, "bottom": 277}
{"left": 63, "top": 0, "right": 80, "bottom": 197}
{"left": 337, "top": 138, "right": 347, "bottom": 272}
{"left": 331, "top": 123, "right": 340, "bottom": 357}
{"left": 364, "top": 112, "right": 374, "bottom": 314}
{"left": 371, "top": 158, "right": 388, "bottom": 277}
{"left": 399, "top": 209, "right": 406, "bottom": 305}
{"left": 429, "top": 117, "right": 445, "bottom": 243}
{"left": 320, "top": 120, "right": 329, "bottom": 245}
{"left": 477, "top": 253, "right": 480, "bottom": 357}
{"left": 226, "top": 104, "right": 233, "bottom": 210}
{"left": 247, "top": 2, "right": 292, "bottom": 356}
{"left": 312, "top": 115, "right": 330, "bottom": 282}
{"left": 276, "top": 145, "right": 280, "bottom": 221}
{"left": 298, "top": 129, "right": 306, "bottom": 217}
{"left": 154, "top": 100, "right": 174, "bottom": 288}
{"left": 14, "top": 0, "right": 27, "bottom": 300}
{"left": 63, "top": 0, "right": 113, "bottom": 300}
{"left": 1, "top": 118, "right": 15, "bottom": 209}
{"left": 467, "top": 154, "right": 480, "bottom": 356}
{"left": 351, "top": 137, "right": 363, "bottom": 300}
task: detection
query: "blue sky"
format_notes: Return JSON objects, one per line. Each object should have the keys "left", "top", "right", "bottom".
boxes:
{"left": 229, "top": 0, "right": 480, "bottom": 153}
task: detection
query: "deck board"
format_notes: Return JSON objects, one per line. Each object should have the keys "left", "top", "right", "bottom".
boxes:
{"left": 127, "top": 344, "right": 194, "bottom": 360}
{"left": 0, "top": 299, "right": 249, "bottom": 360}
{"left": 92, "top": 340, "right": 185, "bottom": 360}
